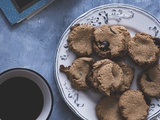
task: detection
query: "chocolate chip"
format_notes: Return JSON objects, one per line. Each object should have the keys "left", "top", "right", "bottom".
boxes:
{"left": 97, "top": 41, "right": 110, "bottom": 51}
{"left": 152, "top": 37, "right": 160, "bottom": 46}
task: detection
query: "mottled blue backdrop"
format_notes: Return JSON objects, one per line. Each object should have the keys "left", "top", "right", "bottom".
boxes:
{"left": 0, "top": 0, "right": 160, "bottom": 120}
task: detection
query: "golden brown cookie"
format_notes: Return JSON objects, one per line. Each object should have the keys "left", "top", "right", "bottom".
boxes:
{"left": 117, "top": 62, "right": 135, "bottom": 93}
{"left": 96, "top": 95, "right": 123, "bottom": 120}
{"left": 119, "top": 90, "right": 149, "bottom": 120}
{"left": 67, "top": 24, "right": 95, "bottom": 56}
{"left": 60, "top": 57, "right": 94, "bottom": 90}
{"left": 139, "top": 64, "right": 160, "bottom": 97}
{"left": 88, "top": 59, "right": 123, "bottom": 96}
{"left": 93, "top": 25, "right": 128, "bottom": 58}
{"left": 111, "top": 25, "right": 131, "bottom": 55}
{"left": 128, "top": 33, "right": 159, "bottom": 66}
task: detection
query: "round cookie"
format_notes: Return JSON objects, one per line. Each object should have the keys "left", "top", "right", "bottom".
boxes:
{"left": 139, "top": 64, "right": 160, "bottom": 97}
{"left": 88, "top": 59, "right": 123, "bottom": 96}
{"left": 117, "top": 62, "right": 135, "bottom": 93}
{"left": 93, "top": 25, "right": 127, "bottom": 58}
{"left": 60, "top": 57, "right": 94, "bottom": 90}
{"left": 96, "top": 95, "right": 122, "bottom": 120}
{"left": 128, "top": 33, "right": 159, "bottom": 65}
{"left": 67, "top": 24, "right": 95, "bottom": 56}
{"left": 119, "top": 90, "right": 149, "bottom": 120}
{"left": 111, "top": 25, "right": 131, "bottom": 43}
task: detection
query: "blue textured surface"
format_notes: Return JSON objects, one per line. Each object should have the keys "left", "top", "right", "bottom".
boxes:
{"left": 0, "top": 0, "right": 51, "bottom": 25}
{"left": 0, "top": 0, "right": 160, "bottom": 120}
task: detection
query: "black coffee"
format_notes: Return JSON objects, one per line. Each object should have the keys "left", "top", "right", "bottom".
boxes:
{"left": 0, "top": 77, "right": 44, "bottom": 120}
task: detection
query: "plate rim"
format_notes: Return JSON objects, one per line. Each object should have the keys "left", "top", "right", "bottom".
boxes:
{"left": 54, "top": 3, "right": 160, "bottom": 120}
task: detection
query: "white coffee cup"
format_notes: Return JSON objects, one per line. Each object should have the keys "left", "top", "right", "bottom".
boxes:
{"left": 0, "top": 68, "right": 53, "bottom": 120}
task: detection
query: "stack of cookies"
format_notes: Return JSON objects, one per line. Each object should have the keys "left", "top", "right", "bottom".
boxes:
{"left": 60, "top": 24, "right": 160, "bottom": 120}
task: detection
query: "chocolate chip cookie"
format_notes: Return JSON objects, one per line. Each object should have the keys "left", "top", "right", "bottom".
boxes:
{"left": 67, "top": 24, "right": 95, "bottom": 56}
{"left": 119, "top": 90, "right": 149, "bottom": 120}
{"left": 60, "top": 57, "right": 94, "bottom": 90}
{"left": 96, "top": 95, "right": 122, "bottom": 120}
{"left": 139, "top": 64, "right": 160, "bottom": 97}
{"left": 93, "top": 25, "right": 128, "bottom": 58}
{"left": 128, "top": 33, "right": 159, "bottom": 66}
{"left": 88, "top": 59, "right": 123, "bottom": 96}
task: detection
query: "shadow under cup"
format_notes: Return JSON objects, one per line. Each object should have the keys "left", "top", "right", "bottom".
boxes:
{"left": 0, "top": 68, "right": 53, "bottom": 120}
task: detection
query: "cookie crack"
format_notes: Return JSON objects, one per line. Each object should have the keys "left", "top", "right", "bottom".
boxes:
{"left": 110, "top": 27, "right": 117, "bottom": 34}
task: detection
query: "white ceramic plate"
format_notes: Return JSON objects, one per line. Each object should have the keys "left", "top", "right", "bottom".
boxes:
{"left": 55, "top": 4, "right": 160, "bottom": 120}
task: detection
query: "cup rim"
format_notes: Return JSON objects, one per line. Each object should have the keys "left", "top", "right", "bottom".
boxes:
{"left": 0, "top": 68, "right": 54, "bottom": 120}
